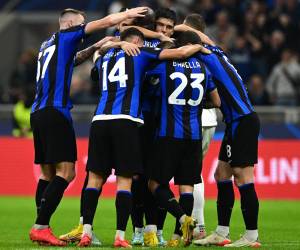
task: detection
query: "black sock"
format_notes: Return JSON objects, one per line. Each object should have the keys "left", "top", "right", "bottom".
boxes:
{"left": 144, "top": 189, "right": 158, "bottom": 226}
{"left": 35, "top": 179, "right": 49, "bottom": 215}
{"left": 131, "top": 178, "right": 145, "bottom": 229}
{"left": 154, "top": 185, "right": 184, "bottom": 220}
{"left": 174, "top": 193, "right": 194, "bottom": 235}
{"left": 35, "top": 176, "right": 69, "bottom": 225}
{"left": 157, "top": 206, "right": 167, "bottom": 230}
{"left": 116, "top": 190, "right": 133, "bottom": 231}
{"left": 238, "top": 183, "right": 259, "bottom": 230}
{"left": 217, "top": 180, "right": 235, "bottom": 226}
{"left": 82, "top": 188, "right": 101, "bottom": 225}
{"left": 79, "top": 174, "right": 103, "bottom": 219}
{"left": 80, "top": 173, "right": 89, "bottom": 217}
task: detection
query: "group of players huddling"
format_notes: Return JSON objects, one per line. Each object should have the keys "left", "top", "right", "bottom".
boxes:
{"left": 29, "top": 5, "right": 261, "bottom": 249}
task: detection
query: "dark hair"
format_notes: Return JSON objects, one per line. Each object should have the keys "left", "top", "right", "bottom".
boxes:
{"left": 60, "top": 8, "right": 86, "bottom": 19}
{"left": 157, "top": 41, "right": 175, "bottom": 49}
{"left": 133, "top": 8, "right": 155, "bottom": 30}
{"left": 155, "top": 8, "right": 177, "bottom": 25}
{"left": 120, "top": 27, "right": 145, "bottom": 41}
{"left": 119, "top": 7, "right": 128, "bottom": 12}
{"left": 184, "top": 14, "right": 206, "bottom": 32}
{"left": 176, "top": 31, "right": 201, "bottom": 47}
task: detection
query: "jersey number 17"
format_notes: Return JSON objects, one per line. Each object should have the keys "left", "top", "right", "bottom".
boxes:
{"left": 36, "top": 45, "right": 56, "bottom": 82}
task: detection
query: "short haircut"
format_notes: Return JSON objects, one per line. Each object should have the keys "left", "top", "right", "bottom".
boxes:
{"left": 176, "top": 31, "right": 201, "bottom": 47}
{"left": 155, "top": 8, "right": 177, "bottom": 25}
{"left": 133, "top": 10, "right": 155, "bottom": 30}
{"left": 120, "top": 27, "right": 145, "bottom": 42}
{"left": 60, "top": 8, "right": 86, "bottom": 19}
{"left": 184, "top": 14, "right": 206, "bottom": 32}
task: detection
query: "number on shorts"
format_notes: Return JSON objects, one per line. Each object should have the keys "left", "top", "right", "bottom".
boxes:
{"left": 226, "top": 144, "right": 232, "bottom": 158}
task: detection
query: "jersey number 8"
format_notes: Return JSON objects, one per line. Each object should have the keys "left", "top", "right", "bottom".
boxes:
{"left": 168, "top": 72, "right": 204, "bottom": 106}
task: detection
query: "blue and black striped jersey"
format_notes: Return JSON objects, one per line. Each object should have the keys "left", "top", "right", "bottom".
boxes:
{"left": 198, "top": 46, "right": 254, "bottom": 123}
{"left": 141, "top": 38, "right": 161, "bottom": 114}
{"left": 93, "top": 47, "right": 161, "bottom": 124}
{"left": 143, "top": 38, "right": 160, "bottom": 48}
{"left": 32, "top": 25, "right": 85, "bottom": 113}
{"left": 148, "top": 57, "right": 216, "bottom": 140}
{"left": 113, "top": 32, "right": 161, "bottom": 114}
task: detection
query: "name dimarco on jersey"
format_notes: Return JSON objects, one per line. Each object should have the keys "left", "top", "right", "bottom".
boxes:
{"left": 144, "top": 40, "right": 160, "bottom": 48}
{"left": 173, "top": 61, "right": 201, "bottom": 69}
{"left": 103, "top": 50, "right": 125, "bottom": 59}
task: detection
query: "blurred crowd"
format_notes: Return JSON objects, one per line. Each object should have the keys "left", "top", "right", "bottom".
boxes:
{"left": 1, "top": 0, "right": 300, "bottom": 108}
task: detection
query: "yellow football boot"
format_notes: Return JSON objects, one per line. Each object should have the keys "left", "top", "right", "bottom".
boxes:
{"left": 180, "top": 216, "right": 196, "bottom": 246}
{"left": 143, "top": 231, "right": 158, "bottom": 247}
{"left": 167, "top": 238, "right": 181, "bottom": 247}
{"left": 59, "top": 224, "right": 83, "bottom": 242}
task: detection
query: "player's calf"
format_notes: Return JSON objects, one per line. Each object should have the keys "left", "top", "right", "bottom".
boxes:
{"left": 78, "top": 172, "right": 104, "bottom": 247}
{"left": 114, "top": 176, "right": 133, "bottom": 246}
{"left": 233, "top": 167, "right": 259, "bottom": 246}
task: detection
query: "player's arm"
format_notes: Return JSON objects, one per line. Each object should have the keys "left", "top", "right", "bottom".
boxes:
{"left": 74, "top": 36, "right": 115, "bottom": 66}
{"left": 99, "top": 41, "right": 140, "bottom": 56}
{"left": 158, "top": 44, "right": 208, "bottom": 60}
{"left": 197, "top": 49, "right": 238, "bottom": 84}
{"left": 204, "top": 89, "right": 221, "bottom": 108}
{"left": 121, "top": 25, "right": 173, "bottom": 42}
{"left": 203, "top": 70, "right": 221, "bottom": 108}
{"left": 93, "top": 50, "right": 101, "bottom": 63}
{"left": 174, "top": 24, "right": 215, "bottom": 46}
{"left": 85, "top": 7, "right": 148, "bottom": 34}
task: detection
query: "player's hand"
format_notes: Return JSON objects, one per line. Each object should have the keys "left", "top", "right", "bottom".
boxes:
{"left": 121, "top": 42, "right": 140, "bottom": 56}
{"left": 94, "top": 36, "right": 117, "bottom": 49}
{"left": 126, "top": 7, "right": 148, "bottom": 18}
{"left": 159, "top": 34, "right": 174, "bottom": 43}
{"left": 200, "top": 46, "right": 212, "bottom": 54}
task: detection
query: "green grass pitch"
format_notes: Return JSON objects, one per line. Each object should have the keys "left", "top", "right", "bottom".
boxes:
{"left": 0, "top": 197, "right": 299, "bottom": 249}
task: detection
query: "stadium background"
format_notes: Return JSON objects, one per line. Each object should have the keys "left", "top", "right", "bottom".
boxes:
{"left": 0, "top": 1, "right": 299, "bottom": 249}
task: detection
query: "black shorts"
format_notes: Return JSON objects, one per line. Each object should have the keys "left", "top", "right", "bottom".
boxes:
{"left": 86, "top": 119, "right": 143, "bottom": 177}
{"left": 140, "top": 111, "right": 157, "bottom": 174}
{"left": 219, "top": 112, "right": 260, "bottom": 167}
{"left": 30, "top": 107, "right": 77, "bottom": 164}
{"left": 148, "top": 137, "right": 202, "bottom": 185}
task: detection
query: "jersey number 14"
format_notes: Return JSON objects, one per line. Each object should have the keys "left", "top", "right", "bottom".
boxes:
{"left": 168, "top": 72, "right": 204, "bottom": 106}
{"left": 102, "top": 57, "right": 128, "bottom": 91}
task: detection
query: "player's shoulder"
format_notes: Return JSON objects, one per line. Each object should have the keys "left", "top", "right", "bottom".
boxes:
{"left": 143, "top": 38, "right": 160, "bottom": 48}
{"left": 141, "top": 46, "right": 162, "bottom": 53}
{"left": 102, "top": 48, "right": 120, "bottom": 60}
{"left": 59, "top": 24, "right": 85, "bottom": 34}
{"left": 204, "top": 44, "right": 223, "bottom": 52}
{"left": 40, "top": 34, "right": 56, "bottom": 50}
{"left": 186, "top": 55, "right": 207, "bottom": 67}
{"left": 138, "top": 47, "right": 162, "bottom": 61}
